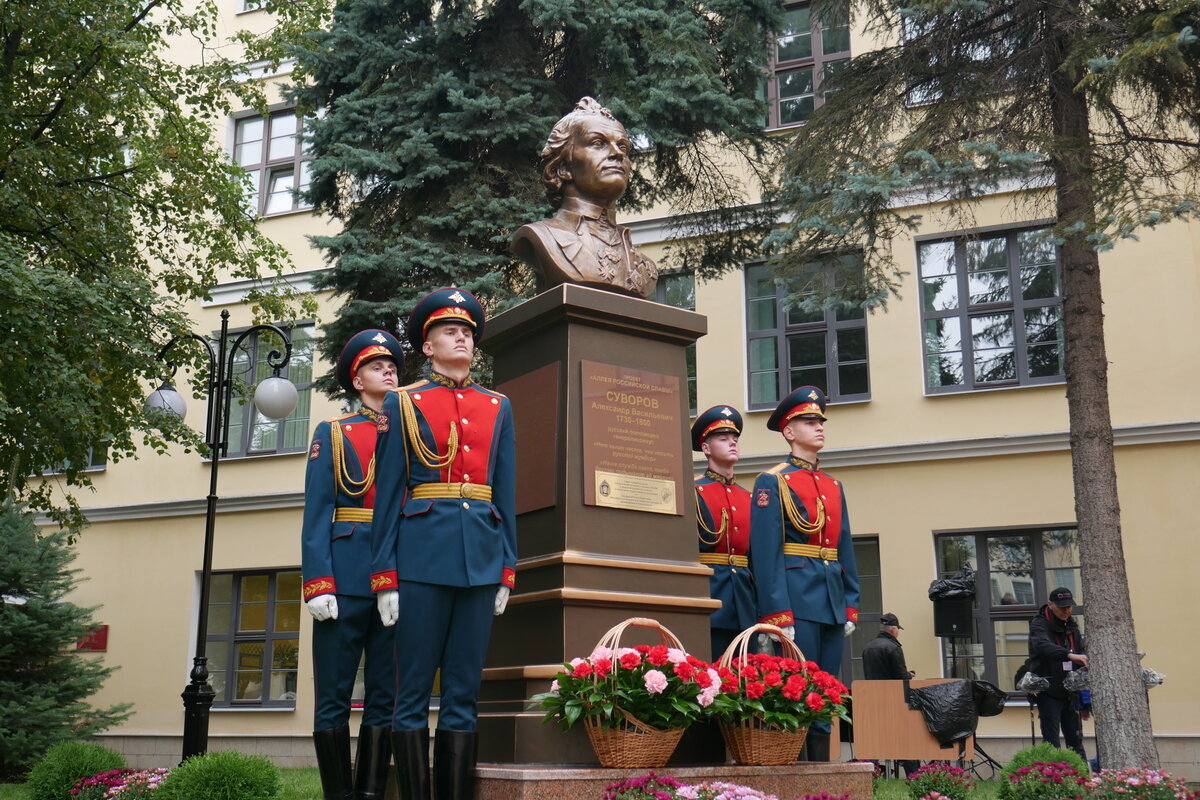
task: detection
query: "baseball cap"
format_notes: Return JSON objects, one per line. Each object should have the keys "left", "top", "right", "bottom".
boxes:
{"left": 1049, "top": 587, "right": 1075, "bottom": 608}
{"left": 880, "top": 612, "right": 903, "bottom": 629}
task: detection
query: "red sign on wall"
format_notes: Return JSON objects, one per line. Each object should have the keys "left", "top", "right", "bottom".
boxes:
{"left": 77, "top": 625, "right": 109, "bottom": 652}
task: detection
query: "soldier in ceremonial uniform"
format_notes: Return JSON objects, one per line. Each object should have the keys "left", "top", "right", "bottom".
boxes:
{"left": 371, "top": 288, "right": 517, "bottom": 800}
{"left": 302, "top": 329, "right": 404, "bottom": 800}
{"left": 749, "top": 386, "right": 860, "bottom": 762}
{"left": 691, "top": 405, "right": 756, "bottom": 660}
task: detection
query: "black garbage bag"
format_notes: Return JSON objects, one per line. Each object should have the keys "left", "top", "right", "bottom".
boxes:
{"left": 906, "top": 679, "right": 978, "bottom": 746}
{"left": 972, "top": 680, "right": 1006, "bottom": 716}
{"left": 928, "top": 563, "right": 977, "bottom": 600}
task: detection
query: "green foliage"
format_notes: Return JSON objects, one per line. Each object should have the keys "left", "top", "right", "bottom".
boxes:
{"left": 23, "top": 742, "right": 125, "bottom": 800}
{"left": 0, "top": 501, "right": 131, "bottom": 780}
{"left": 905, "top": 763, "right": 973, "bottom": 800}
{"left": 289, "top": 0, "right": 783, "bottom": 391}
{"left": 0, "top": 0, "right": 324, "bottom": 528}
{"left": 158, "top": 751, "right": 280, "bottom": 800}
{"left": 999, "top": 743, "right": 1091, "bottom": 800}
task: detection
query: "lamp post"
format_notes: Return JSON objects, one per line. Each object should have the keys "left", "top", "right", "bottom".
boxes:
{"left": 146, "top": 309, "right": 298, "bottom": 762}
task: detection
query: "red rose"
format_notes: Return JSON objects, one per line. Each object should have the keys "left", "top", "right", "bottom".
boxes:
{"left": 805, "top": 691, "right": 827, "bottom": 711}
{"left": 619, "top": 651, "right": 642, "bottom": 669}
{"left": 572, "top": 662, "right": 593, "bottom": 678}
{"left": 746, "top": 682, "right": 767, "bottom": 699}
{"left": 763, "top": 671, "right": 783, "bottom": 687}
{"left": 593, "top": 658, "right": 612, "bottom": 678}
{"left": 674, "top": 661, "right": 696, "bottom": 680}
{"left": 647, "top": 645, "right": 670, "bottom": 666}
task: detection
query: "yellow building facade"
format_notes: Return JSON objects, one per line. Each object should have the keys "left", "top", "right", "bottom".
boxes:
{"left": 41, "top": 0, "right": 1200, "bottom": 779}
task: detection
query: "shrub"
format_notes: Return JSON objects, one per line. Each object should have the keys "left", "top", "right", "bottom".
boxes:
{"left": 25, "top": 742, "right": 127, "bottom": 800}
{"left": 1005, "top": 761, "right": 1088, "bottom": 800}
{"left": 999, "top": 743, "right": 1090, "bottom": 800}
{"left": 1088, "top": 767, "right": 1193, "bottom": 800}
{"left": 906, "top": 763, "right": 973, "bottom": 800}
{"left": 157, "top": 751, "right": 279, "bottom": 800}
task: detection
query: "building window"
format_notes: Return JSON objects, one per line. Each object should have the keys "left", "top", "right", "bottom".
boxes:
{"left": 655, "top": 271, "right": 697, "bottom": 413}
{"left": 935, "top": 527, "right": 1082, "bottom": 692}
{"left": 918, "top": 227, "right": 1064, "bottom": 393}
{"left": 765, "top": 2, "right": 851, "bottom": 128}
{"left": 842, "top": 536, "right": 881, "bottom": 685}
{"left": 41, "top": 443, "right": 109, "bottom": 476}
{"left": 225, "top": 324, "right": 314, "bottom": 458}
{"left": 206, "top": 569, "right": 301, "bottom": 708}
{"left": 745, "top": 258, "right": 869, "bottom": 411}
{"left": 234, "top": 110, "right": 311, "bottom": 217}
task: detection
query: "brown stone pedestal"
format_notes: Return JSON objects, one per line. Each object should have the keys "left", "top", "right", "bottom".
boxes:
{"left": 477, "top": 284, "right": 721, "bottom": 765}
{"left": 475, "top": 762, "right": 876, "bottom": 800}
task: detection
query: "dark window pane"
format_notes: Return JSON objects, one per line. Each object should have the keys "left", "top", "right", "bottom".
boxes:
{"left": 971, "top": 313, "right": 1013, "bottom": 349}
{"left": 788, "top": 332, "right": 826, "bottom": 368}
{"left": 939, "top": 535, "right": 976, "bottom": 574}
{"left": 838, "top": 362, "right": 869, "bottom": 395}
{"left": 821, "top": 21, "right": 850, "bottom": 55}
{"left": 968, "top": 269, "right": 1011, "bottom": 305}
{"left": 837, "top": 327, "right": 867, "bottom": 362}
{"left": 927, "top": 352, "right": 963, "bottom": 387}
{"left": 780, "top": 94, "right": 815, "bottom": 125}
{"left": 779, "top": 67, "right": 814, "bottom": 99}
{"left": 242, "top": 574, "right": 269, "bottom": 603}
{"left": 749, "top": 298, "right": 777, "bottom": 331}
{"left": 922, "top": 276, "right": 958, "bottom": 312}
{"left": 789, "top": 366, "right": 826, "bottom": 391}
{"left": 1020, "top": 264, "right": 1059, "bottom": 300}
{"left": 749, "top": 337, "right": 777, "bottom": 371}
{"left": 924, "top": 317, "right": 961, "bottom": 354}
{"left": 750, "top": 372, "right": 779, "bottom": 406}
{"left": 974, "top": 348, "right": 1016, "bottom": 383}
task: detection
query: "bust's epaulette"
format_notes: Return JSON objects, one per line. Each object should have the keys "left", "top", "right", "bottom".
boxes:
{"left": 765, "top": 462, "right": 789, "bottom": 475}
{"left": 325, "top": 411, "right": 359, "bottom": 424}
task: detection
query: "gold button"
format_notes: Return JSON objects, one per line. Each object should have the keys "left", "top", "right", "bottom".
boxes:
{"left": 462, "top": 502, "right": 470, "bottom": 509}
{"left": 731, "top": 506, "right": 737, "bottom": 511}
{"left": 457, "top": 393, "right": 464, "bottom": 399}
{"left": 461, "top": 418, "right": 468, "bottom": 424}
{"left": 491, "top": 398, "right": 498, "bottom": 404}
{"left": 463, "top": 474, "right": 470, "bottom": 481}
{"left": 414, "top": 393, "right": 421, "bottom": 400}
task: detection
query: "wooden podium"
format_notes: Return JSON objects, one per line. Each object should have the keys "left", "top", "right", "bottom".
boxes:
{"left": 851, "top": 679, "right": 974, "bottom": 760}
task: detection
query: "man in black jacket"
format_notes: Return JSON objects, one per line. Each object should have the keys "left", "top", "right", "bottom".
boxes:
{"left": 862, "top": 613, "right": 918, "bottom": 776}
{"left": 1028, "top": 587, "right": 1089, "bottom": 759}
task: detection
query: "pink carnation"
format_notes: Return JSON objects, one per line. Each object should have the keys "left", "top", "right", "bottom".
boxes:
{"left": 644, "top": 669, "right": 668, "bottom": 694}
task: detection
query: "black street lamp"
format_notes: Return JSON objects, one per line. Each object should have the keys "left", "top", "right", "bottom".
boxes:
{"left": 145, "top": 309, "right": 298, "bottom": 762}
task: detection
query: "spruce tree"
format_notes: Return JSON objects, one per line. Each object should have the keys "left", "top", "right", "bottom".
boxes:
{"left": 290, "top": 0, "right": 784, "bottom": 387}
{"left": 0, "top": 499, "right": 130, "bottom": 780}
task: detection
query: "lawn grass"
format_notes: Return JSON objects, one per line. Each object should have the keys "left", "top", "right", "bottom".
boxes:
{"left": 0, "top": 784, "right": 25, "bottom": 800}
{"left": 876, "top": 776, "right": 1002, "bottom": 800}
{"left": 278, "top": 767, "right": 321, "bottom": 800}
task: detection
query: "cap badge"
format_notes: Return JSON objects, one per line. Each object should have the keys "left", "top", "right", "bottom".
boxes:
{"left": 721, "top": 407, "right": 732, "bottom": 417}
{"left": 806, "top": 389, "right": 819, "bottom": 401}
{"left": 372, "top": 332, "right": 387, "bottom": 343}
{"left": 449, "top": 291, "right": 466, "bottom": 304}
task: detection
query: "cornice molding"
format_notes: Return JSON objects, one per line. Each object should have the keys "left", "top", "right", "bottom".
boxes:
{"left": 41, "top": 422, "right": 1198, "bottom": 525}
{"left": 203, "top": 269, "right": 323, "bottom": 307}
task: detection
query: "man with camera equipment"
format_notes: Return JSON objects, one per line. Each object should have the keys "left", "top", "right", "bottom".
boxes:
{"left": 1027, "top": 587, "right": 1089, "bottom": 760}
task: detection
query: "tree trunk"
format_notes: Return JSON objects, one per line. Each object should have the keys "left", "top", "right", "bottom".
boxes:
{"left": 1046, "top": 0, "right": 1159, "bottom": 770}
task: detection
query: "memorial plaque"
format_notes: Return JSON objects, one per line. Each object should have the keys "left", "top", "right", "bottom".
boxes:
{"left": 580, "top": 360, "right": 684, "bottom": 515}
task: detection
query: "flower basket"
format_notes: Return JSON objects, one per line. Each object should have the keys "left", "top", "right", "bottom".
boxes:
{"left": 530, "top": 616, "right": 718, "bottom": 769}
{"left": 716, "top": 624, "right": 811, "bottom": 765}
{"left": 584, "top": 709, "right": 686, "bottom": 769}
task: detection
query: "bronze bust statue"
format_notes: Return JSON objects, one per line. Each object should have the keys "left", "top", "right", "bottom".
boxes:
{"left": 511, "top": 97, "right": 658, "bottom": 298}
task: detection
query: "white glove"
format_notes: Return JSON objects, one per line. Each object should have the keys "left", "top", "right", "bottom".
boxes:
{"left": 781, "top": 625, "right": 795, "bottom": 642}
{"left": 377, "top": 590, "right": 399, "bottom": 627}
{"left": 756, "top": 633, "right": 774, "bottom": 653}
{"left": 494, "top": 585, "right": 511, "bottom": 616}
{"left": 306, "top": 595, "right": 338, "bottom": 621}
{"left": 844, "top": 620, "right": 856, "bottom": 637}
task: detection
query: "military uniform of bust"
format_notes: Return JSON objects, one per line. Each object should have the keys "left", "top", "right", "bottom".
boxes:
{"left": 511, "top": 97, "right": 657, "bottom": 298}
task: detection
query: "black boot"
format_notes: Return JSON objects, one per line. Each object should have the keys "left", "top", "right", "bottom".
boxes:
{"left": 354, "top": 725, "right": 392, "bottom": 800}
{"left": 390, "top": 728, "right": 431, "bottom": 800}
{"left": 805, "top": 730, "right": 831, "bottom": 762}
{"left": 313, "top": 727, "right": 355, "bottom": 800}
{"left": 434, "top": 729, "right": 477, "bottom": 800}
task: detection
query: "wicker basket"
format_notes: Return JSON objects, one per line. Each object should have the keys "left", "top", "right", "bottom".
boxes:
{"left": 582, "top": 617, "right": 689, "bottom": 768}
{"left": 716, "top": 623, "right": 811, "bottom": 765}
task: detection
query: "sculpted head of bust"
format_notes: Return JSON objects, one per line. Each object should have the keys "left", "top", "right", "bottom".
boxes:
{"left": 540, "top": 97, "right": 631, "bottom": 208}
